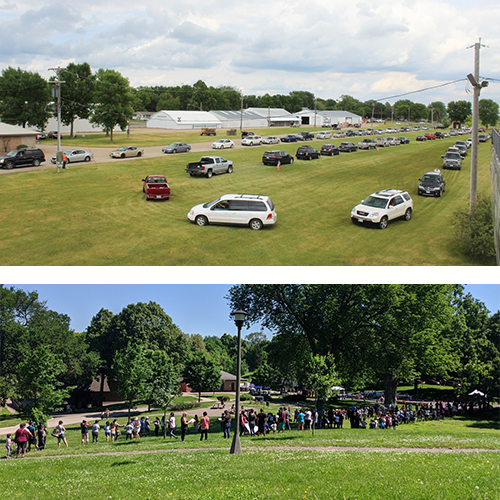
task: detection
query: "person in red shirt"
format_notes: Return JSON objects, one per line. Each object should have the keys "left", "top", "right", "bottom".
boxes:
{"left": 200, "top": 412, "right": 210, "bottom": 441}
{"left": 14, "top": 423, "right": 31, "bottom": 458}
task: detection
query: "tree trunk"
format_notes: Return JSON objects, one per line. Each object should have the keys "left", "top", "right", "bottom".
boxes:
{"left": 383, "top": 373, "right": 398, "bottom": 405}
{"left": 70, "top": 119, "right": 74, "bottom": 138}
{"left": 98, "top": 371, "right": 105, "bottom": 406}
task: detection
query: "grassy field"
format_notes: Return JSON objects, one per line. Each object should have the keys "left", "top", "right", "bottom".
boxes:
{"left": 0, "top": 130, "right": 493, "bottom": 265}
{"left": 1, "top": 416, "right": 498, "bottom": 499}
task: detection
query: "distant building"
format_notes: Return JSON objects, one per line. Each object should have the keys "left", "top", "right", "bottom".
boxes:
{"left": 0, "top": 122, "right": 39, "bottom": 152}
{"left": 147, "top": 110, "right": 222, "bottom": 130}
{"left": 295, "top": 108, "right": 363, "bottom": 127}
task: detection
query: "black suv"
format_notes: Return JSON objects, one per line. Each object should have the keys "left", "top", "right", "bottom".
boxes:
{"left": 297, "top": 131, "right": 314, "bottom": 141}
{"left": 295, "top": 145, "right": 320, "bottom": 160}
{"left": 320, "top": 144, "right": 340, "bottom": 156}
{"left": 0, "top": 148, "right": 46, "bottom": 169}
{"left": 418, "top": 171, "right": 446, "bottom": 197}
{"left": 262, "top": 150, "right": 294, "bottom": 166}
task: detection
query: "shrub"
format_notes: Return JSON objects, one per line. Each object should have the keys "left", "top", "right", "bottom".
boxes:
{"left": 17, "top": 144, "right": 28, "bottom": 149}
{"left": 453, "top": 194, "right": 496, "bottom": 263}
{"left": 169, "top": 401, "right": 201, "bottom": 412}
{"left": 240, "top": 393, "right": 253, "bottom": 401}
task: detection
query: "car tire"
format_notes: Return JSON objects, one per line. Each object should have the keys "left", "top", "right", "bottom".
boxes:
{"left": 33, "top": 159, "right": 40, "bottom": 167}
{"left": 189, "top": 173, "right": 195, "bottom": 176}
{"left": 85, "top": 156, "right": 91, "bottom": 162}
{"left": 137, "top": 152, "right": 142, "bottom": 157}
{"left": 404, "top": 208, "right": 412, "bottom": 221}
{"left": 206, "top": 170, "right": 213, "bottom": 178}
{"left": 5, "top": 161, "right": 14, "bottom": 169}
{"left": 195, "top": 215, "right": 208, "bottom": 227}
{"left": 249, "top": 218, "right": 263, "bottom": 230}
{"left": 227, "top": 166, "right": 233, "bottom": 173}
{"left": 230, "top": 144, "right": 234, "bottom": 148}
{"left": 121, "top": 153, "right": 125, "bottom": 158}
{"left": 172, "top": 149, "right": 177, "bottom": 154}
{"left": 379, "top": 216, "right": 389, "bottom": 229}
{"left": 290, "top": 158, "right": 294, "bottom": 164}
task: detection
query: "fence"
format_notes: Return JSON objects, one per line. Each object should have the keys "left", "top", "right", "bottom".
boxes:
{"left": 491, "top": 129, "right": 500, "bottom": 265}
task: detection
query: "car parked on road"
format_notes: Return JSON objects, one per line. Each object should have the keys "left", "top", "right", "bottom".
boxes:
{"left": 262, "top": 136, "right": 280, "bottom": 145}
{"left": 47, "top": 131, "right": 62, "bottom": 139}
{"left": 50, "top": 149, "right": 94, "bottom": 164}
{"left": 478, "top": 134, "right": 490, "bottom": 142}
{"left": 339, "top": 142, "right": 358, "bottom": 152}
{"left": 110, "top": 146, "right": 144, "bottom": 158}
{"left": 280, "top": 134, "right": 300, "bottom": 143}
{"left": 188, "top": 194, "right": 277, "bottom": 230}
{"left": 0, "top": 148, "right": 45, "bottom": 169}
{"left": 320, "top": 144, "right": 340, "bottom": 156}
{"left": 262, "top": 150, "right": 294, "bottom": 166}
{"left": 350, "top": 189, "right": 413, "bottom": 229}
{"left": 296, "top": 145, "right": 320, "bottom": 160}
{"left": 454, "top": 143, "right": 468, "bottom": 157}
{"left": 241, "top": 135, "right": 262, "bottom": 146}
{"left": 316, "top": 131, "right": 332, "bottom": 139}
{"left": 418, "top": 171, "right": 446, "bottom": 197}
{"left": 212, "top": 139, "right": 235, "bottom": 149}
{"left": 441, "top": 151, "right": 462, "bottom": 170}
{"left": 296, "top": 131, "right": 315, "bottom": 141}
{"left": 416, "top": 135, "right": 427, "bottom": 141}
{"left": 162, "top": 142, "right": 191, "bottom": 154}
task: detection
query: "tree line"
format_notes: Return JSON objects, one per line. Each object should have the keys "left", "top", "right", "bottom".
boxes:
{"left": 0, "top": 63, "right": 498, "bottom": 141}
{"left": 1, "top": 285, "right": 498, "bottom": 420}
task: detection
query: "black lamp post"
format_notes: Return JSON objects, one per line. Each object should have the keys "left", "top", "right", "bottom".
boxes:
{"left": 230, "top": 309, "right": 247, "bottom": 454}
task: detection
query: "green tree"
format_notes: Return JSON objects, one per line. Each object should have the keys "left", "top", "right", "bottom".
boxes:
{"left": 251, "top": 362, "right": 279, "bottom": 389}
{"left": 60, "top": 62, "right": 95, "bottom": 137}
{"left": 478, "top": 99, "right": 499, "bottom": 128}
{"left": 90, "top": 69, "right": 134, "bottom": 143}
{"left": 182, "top": 352, "right": 221, "bottom": 401}
{"left": 156, "top": 92, "right": 181, "bottom": 111}
{"left": 244, "top": 331, "right": 269, "bottom": 372}
{"left": 17, "top": 344, "right": 75, "bottom": 422}
{"left": 428, "top": 101, "right": 447, "bottom": 124}
{"left": 0, "top": 67, "right": 51, "bottom": 129}
{"left": 447, "top": 100, "right": 472, "bottom": 124}
{"left": 303, "top": 353, "right": 340, "bottom": 408}
{"left": 112, "top": 342, "right": 150, "bottom": 417}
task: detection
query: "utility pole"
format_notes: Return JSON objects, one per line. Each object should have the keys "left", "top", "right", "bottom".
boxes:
{"left": 49, "top": 67, "right": 64, "bottom": 171}
{"left": 239, "top": 91, "right": 244, "bottom": 132}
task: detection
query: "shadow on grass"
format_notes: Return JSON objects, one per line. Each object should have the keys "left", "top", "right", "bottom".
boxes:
{"left": 111, "top": 460, "right": 136, "bottom": 466}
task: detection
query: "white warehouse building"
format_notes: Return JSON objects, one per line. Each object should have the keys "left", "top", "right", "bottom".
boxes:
{"left": 295, "top": 109, "right": 363, "bottom": 127}
{"left": 147, "top": 110, "right": 222, "bottom": 130}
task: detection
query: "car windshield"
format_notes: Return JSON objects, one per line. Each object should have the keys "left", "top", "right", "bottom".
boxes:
{"left": 6, "top": 150, "right": 19, "bottom": 157}
{"left": 445, "top": 153, "right": 461, "bottom": 160}
{"left": 421, "top": 175, "right": 440, "bottom": 185}
{"left": 362, "top": 196, "right": 388, "bottom": 209}
{"left": 202, "top": 198, "right": 221, "bottom": 209}
{"left": 117, "top": 147, "right": 127, "bottom": 151}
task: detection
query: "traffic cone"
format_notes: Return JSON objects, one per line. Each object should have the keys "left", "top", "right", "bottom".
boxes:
{"left": 376, "top": 148, "right": 380, "bottom": 153}
{"left": 277, "top": 165, "right": 280, "bottom": 171}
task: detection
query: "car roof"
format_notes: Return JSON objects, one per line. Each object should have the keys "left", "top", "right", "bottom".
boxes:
{"left": 372, "top": 189, "right": 408, "bottom": 198}
{"left": 219, "top": 194, "right": 270, "bottom": 201}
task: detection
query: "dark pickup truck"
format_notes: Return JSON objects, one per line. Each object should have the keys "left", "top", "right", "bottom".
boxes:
{"left": 142, "top": 175, "right": 171, "bottom": 200}
{"left": 185, "top": 156, "right": 233, "bottom": 178}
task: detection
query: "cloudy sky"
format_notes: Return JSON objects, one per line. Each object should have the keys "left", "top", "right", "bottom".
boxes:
{"left": 1, "top": 0, "right": 499, "bottom": 104}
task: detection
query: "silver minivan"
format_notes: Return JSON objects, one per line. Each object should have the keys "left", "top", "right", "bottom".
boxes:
{"left": 188, "top": 194, "right": 277, "bottom": 230}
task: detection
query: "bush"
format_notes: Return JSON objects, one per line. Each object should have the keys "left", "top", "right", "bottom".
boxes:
{"left": 169, "top": 401, "right": 201, "bottom": 412}
{"left": 240, "top": 393, "right": 253, "bottom": 401}
{"left": 17, "top": 144, "right": 28, "bottom": 149}
{"left": 453, "top": 194, "right": 496, "bottom": 263}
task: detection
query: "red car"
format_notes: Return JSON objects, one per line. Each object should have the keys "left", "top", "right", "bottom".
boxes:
{"left": 424, "top": 133, "right": 436, "bottom": 140}
{"left": 142, "top": 175, "right": 170, "bottom": 200}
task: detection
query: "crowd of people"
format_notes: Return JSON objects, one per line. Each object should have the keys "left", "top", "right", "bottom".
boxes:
{"left": 4, "top": 399, "right": 486, "bottom": 458}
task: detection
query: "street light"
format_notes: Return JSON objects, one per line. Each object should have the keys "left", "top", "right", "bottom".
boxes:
{"left": 229, "top": 309, "right": 247, "bottom": 454}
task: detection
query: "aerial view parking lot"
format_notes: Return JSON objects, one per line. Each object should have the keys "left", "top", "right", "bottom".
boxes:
{"left": 0, "top": 125, "right": 493, "bottom": 266}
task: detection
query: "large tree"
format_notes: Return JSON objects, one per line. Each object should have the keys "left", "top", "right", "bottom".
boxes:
{"left": 478, "top": 98, "right": 499, "bottom": 128}
{"left": 182, "top": 352, "right": 221, "bottom": 401}
{"left": 447, "top": 100, "right": 472, "bottom": 124}
{"left": 60, "top": 62, "right": 95, "bottom": 137}
{"left": 0, "top": 67, "right": 51, "bottom": 129}
{"left": 90, "top": 68, "right": 134, "bottom": 142}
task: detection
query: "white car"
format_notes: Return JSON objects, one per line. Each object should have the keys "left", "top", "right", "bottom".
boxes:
{"left": 316, "top": 131, "right": 332, "bottom": 139}
{"left": 50, "top": 149, "right": 94, "bottom": 164}
{"left": 212, "top": 139, "right": 235, "bottom": 149}
{"left": 351, "top": 189, "right": 413, "bottom": 229}
{"left": 262, "top": 136, "right": 280, "bottom": 145}
{"left": 241, "top": 135, "right": 262, "bottom": 146}
{"left": 188, "top": 194, "right": 277, "bottom": 230}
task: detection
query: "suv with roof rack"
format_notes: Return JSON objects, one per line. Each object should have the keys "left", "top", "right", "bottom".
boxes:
{"left": 350, "top": 189, "right": 413, "bottom": 229}
{"left": 188, "top": 194, "right": 277, "bottom": 230}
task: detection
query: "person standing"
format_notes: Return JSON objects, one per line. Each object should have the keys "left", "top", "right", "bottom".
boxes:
{"left": 56, "top": 421, "right": 68, "bottom": 448}
{"left": 222, "top": 410, "right": 231, "bottom": 439}
{"left": 154, "top": 417, "right": 160, "bottom": 437}
{"left": 257, "top": 409, "right": 267, "bottom": 436}
{"left": 239, "top": 410, "right": 248, "bottom": 436}
{"left": 81, "top": 420, "right": 89, "bottom": 444}
{"left": 168, "top": 412, "right": 177, "bottom": 439}
{"left": 37, "top": 422, "right": 47, "bottom": 451}
{"left": 14, "top": 423, "right": 30, "bottom": 458}
{"left": 91, "top": 420, "right": 100, "bottom": 443}
{"left": 248, "top": 409, "right": 256, "bottom": 436}
{"left": 104, "top": 421, "right": 111, "bottom": 442}
{"left": 5, "top": 433, "right": 12, "bottom": 458}
{"left": 27, "top": 421, "right": 37, "bottom": 452}
{"left": 145, "top": 417, "right": 151, "bottom": 437}
{"left": 180, "top": 413, "right": 188, "bottom": 442}
{"left": 200, "top": 412, "right": 209, "bottom": 441}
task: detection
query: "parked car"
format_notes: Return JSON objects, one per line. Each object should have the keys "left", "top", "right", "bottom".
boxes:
{"left": 212, "top": 139, "right": 234, "bottom": 149}
{"left": 399, "top": 136, "right": 411, "bottom": 144}
{"left": 50, "top": 149, "right": 93, "bottom": 164}
{"left": 0, "top": 148, "right": 45, "bottom": 169}
{"left": 418, "top": 171, "right": 446, "bottom": 197}
{"left": 296, "top": 145, "right": 320, "bottom": 160}
{"left": 478, "top": 134, "right": 490, "bottom": 142}
{"left": 454, "top": 143, "right": 468, "bottom": 157}
{"left": 241, "top": 135, "right": 262, "bottom": 146}
{"left": 142, "top": 174, "right": 171, "bottom": 200}
{"left": 357, "top": 139, "right": 377, "bottom": 150}
{"left": 386, "top": 137, "right": 401, "bottom": 146}
{"left": 162, "top": 142, "right": 191, "bottom": 154}
{"left": 350, "top": 189, "right": 413, "bottom": 229}
{"left": 416, "top": 135, "right": 427, "bottom": 141}
{"left": 185, "top": 156, "right": 233, "bottom": 178}
{"left": 316, "top": 131, "right": 332, "bottom": 139}
{"left": 320, "top": 144, "right": 340, "bottom": 156}
{"left": 424, "top": 133, "right": 436, "bottom": 140}
{"left": 188, "top": 194, "right": 277, "bottom": 230}
{"left": 280, "top": 134, "right": 300, "bottom": 143}
{"left": 441, "top": 151, "right": 462, "bottom": 170}
{"left": 296, "top": 131, "right": 314, "bottom": 141}
{"left": 339, "top": 142, "right": 358, "bottom": 152}
{"left": 36, "top": 133, "right": 46, "bottom": 140}
{"left": 47, "top": 131, "right": 62, "bottom": 139}
{"left": 262, "top": 136, "right": 280, "bottom": 145}
{"left": 110, "top": 146, "right": 144, "bottom": 158}
{"left": 262, "top": 150, "right": 294, "bottom": 166}
{"left": 241, "top": 131, "right": 255, "bottom": 138}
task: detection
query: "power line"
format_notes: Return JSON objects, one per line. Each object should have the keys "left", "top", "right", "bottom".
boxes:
{"left": 375, "top": 79, "right": 467, "bottom": 103}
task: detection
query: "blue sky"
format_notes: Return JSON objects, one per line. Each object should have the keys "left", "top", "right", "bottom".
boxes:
{"left": 5, "top": 284, "right": 498, "bottom": 337}
{"left": 1, "top": 0, "right": 499, "bottom": 104}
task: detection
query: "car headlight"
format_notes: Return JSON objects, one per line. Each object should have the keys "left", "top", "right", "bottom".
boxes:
{"left": 370, "top": 212, "right": 379, "bottom": 218}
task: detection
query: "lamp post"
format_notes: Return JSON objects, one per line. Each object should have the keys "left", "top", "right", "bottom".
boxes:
{"left": 230, "top": 309, "right": 247, "bottom": 454}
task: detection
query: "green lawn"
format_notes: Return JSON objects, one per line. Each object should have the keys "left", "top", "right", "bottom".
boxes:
{"left": 0, "top": 132, "right": 493, "bottom": 265}
{"left": 1, "top": 417, "right": 499, "bottom": 499}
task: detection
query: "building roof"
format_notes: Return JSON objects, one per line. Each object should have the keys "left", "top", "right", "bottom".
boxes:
{"left": 296, "top": 108, "right": 362, "bottom": 119}
{"left": 246, "top": 107, "right": 294, "bottom": 118}
{"left": 220, "top": 370, "right": 247, "bottom": 382}
{"left": 0, "top": 122, "right": 39, "bottom": 135}
{"left": 153, "top": 110, "right": 222, "bottom": 125}
{"left": 210, "top": 109, "right": 266, "bottom": 121}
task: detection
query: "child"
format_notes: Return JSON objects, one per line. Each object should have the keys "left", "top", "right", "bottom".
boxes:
{"left": 81, "top": 420, "right": 89, "bottom": 444}
{"left": 104, "top": 421, "right": 111, "bottom": 442}
{"left": 5, "top": 433, "right": 12, "bottom": 458}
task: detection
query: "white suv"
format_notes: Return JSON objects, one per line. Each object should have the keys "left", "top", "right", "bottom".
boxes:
{"left": 188, "top": 194, "right": 277, "bottom": 230}
{"left": 351, "top": 189, "right": 413, "bottom": 229}
{"left": 241, "top": 135, "right": 262, "bottom": 146}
